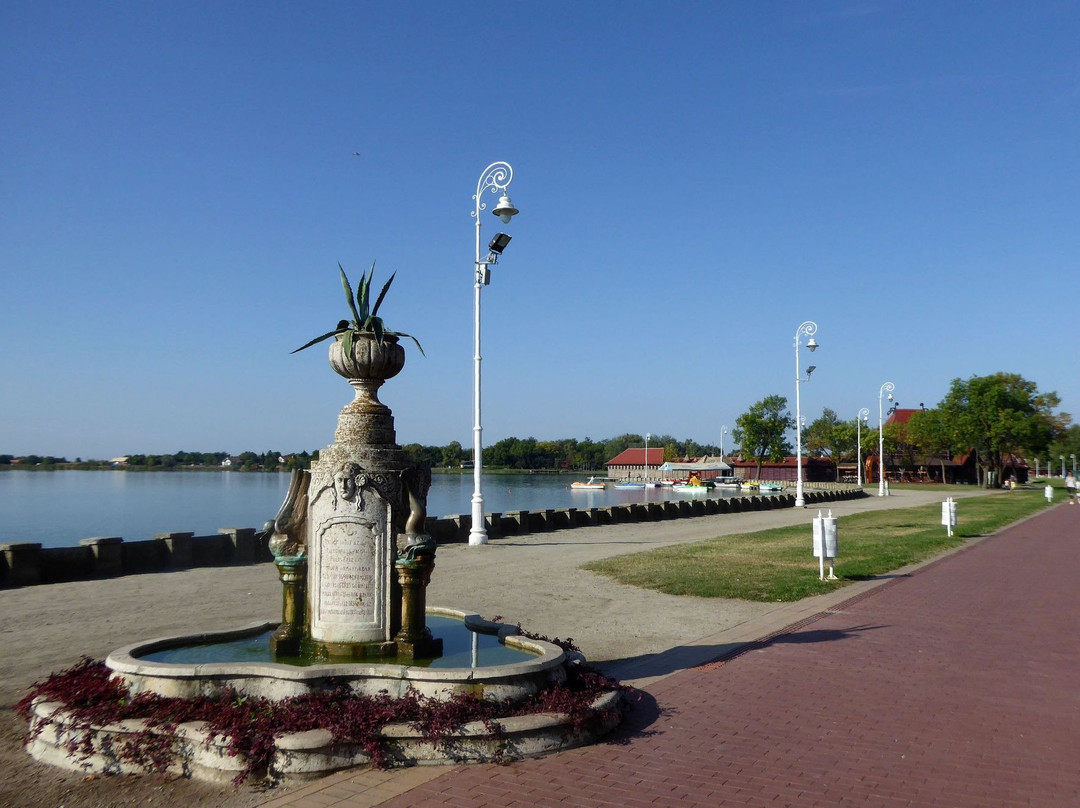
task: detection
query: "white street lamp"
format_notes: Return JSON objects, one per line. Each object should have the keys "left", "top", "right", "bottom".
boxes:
{"left": 645, "top": 432, "right": 651, "bottom": 483}
{"left": 1034, "top": 457, "right": 1039, "bottom": 479}
{"left": 793, "top": 321, "right": 819, "bottom": 508}
{"left": 468, "top": 162, "right": 519, "bottom": 546}
{"left": 1061, "top": 455, "right": 1066, "bottom": 478}
{"left": 719, "top": 425, "right": 728, "bottom": 460}
{"left": 856, "top": 408, "right": 870, "bottom": 486}
{"left": 1071, "top": 454, "right": 1076, "bottom": 475}
{"left": 878, "top": 382, "right": 895, "bottom": 496}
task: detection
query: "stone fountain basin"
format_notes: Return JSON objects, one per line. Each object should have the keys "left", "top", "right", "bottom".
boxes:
{"left": 105, "top": 607, "right": 568, "bottom": 703}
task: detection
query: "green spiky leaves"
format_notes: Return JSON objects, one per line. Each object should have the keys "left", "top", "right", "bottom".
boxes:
{"left": 291, "top": 262, "right": 425, "bottom": 356}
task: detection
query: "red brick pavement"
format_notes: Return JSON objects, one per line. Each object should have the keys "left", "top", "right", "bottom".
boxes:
{"left": 311, "top": 505, "right": 1080, "bottom": 807}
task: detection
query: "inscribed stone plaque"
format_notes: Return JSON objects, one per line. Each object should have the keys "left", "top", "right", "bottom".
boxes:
{"left": 308, "top": 472, "right": 393, "bottom": 644}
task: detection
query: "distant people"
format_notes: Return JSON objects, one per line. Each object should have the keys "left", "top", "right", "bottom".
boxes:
{"left": 1066, "top": 471, "right": 1077, "bottom": 504}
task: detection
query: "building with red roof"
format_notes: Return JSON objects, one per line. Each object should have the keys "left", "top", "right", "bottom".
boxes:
{"left": 604, "top": 447, "right": 666, "bottom": 481}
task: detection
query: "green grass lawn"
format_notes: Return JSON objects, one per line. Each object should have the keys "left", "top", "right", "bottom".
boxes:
{"left": 582, "top": 488, "right": 1052, "bottom": 602}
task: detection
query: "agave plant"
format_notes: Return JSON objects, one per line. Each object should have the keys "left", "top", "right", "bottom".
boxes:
{"left": 291, "top": 262, "right": 424, "bottom": 357}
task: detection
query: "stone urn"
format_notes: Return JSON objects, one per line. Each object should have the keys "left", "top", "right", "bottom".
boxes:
{"left": 329, "top": 333, "right": 405, "bottom": 447}
{"left": 328, "top": 332, "right": 405, "bottom": 381}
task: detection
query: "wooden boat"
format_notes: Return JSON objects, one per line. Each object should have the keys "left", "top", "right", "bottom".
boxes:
{"left": 571, "top": 477, "right": 605, "bottom": 490}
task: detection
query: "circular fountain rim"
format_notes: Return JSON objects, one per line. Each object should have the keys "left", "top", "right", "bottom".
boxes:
{"left": 105, "top": 607, "right": 567, "bottom": 690}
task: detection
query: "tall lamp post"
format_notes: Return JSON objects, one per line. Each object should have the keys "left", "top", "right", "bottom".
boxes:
{"left": 719, "top": 425, "right": 728, "bottom": 459}
{"left": 1071, "top": 454, "right": 1076, "bottom": 476}
{"left": 878, "top": 382, "right": 895, "bottom": 496}
{"left": 644, "top": 432, "right": 651, "bottom": 482}
{"left": 1061, "top": 455, "right": 1066, "bottom": 478}
{"left": 856, "top": 408, "right": 870, "bottom": 486}
{"left": 793, "top": 321, "right": 819, "bottom": 508}
{"left": 468, "top": 162, "right": 519, "bottom": 546}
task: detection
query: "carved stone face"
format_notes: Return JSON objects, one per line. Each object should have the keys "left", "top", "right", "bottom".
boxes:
{"left": 334, "top": 470, "right": 355, "bottom": 501}
{"left": 335, "top": 462, "right": 361, "bottom": 501}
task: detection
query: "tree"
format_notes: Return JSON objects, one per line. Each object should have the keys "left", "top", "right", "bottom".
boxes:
{"left": 402, "top": 443, "right": 440, "bottom": 468}
{"left": 803, "top": 408, "right": 857, "bottom": 479}
{"left": 441, "top": 440, "right": 465, "bottom": 468}
{"left": 733, "top": 395, "right": 794, "bottom": 477}
{"left": 1047, "top": 425, "right": 1080, "bottom": 476}
{"left": 905, "top": 408, "right": 955, "bottom": 482}
{"left": 936, "top": 372, "right": 1065, "bottom": 487}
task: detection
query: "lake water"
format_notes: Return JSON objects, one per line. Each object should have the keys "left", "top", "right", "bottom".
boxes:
{"left": 0, "top": 470, "right": 750, "bottom": 549}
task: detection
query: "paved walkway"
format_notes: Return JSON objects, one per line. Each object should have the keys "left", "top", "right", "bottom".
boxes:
{"left": 258, "top": 502, "right": 1080, "bottom": 808}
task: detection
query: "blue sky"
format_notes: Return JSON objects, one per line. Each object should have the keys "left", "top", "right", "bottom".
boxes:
{"left": 2, "top": 1, "right": 1078, "bottom": 460}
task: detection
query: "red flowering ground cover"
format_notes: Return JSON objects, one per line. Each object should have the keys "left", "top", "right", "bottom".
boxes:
{"left": 14, "top": 625, "right": 630, "bottom": 806}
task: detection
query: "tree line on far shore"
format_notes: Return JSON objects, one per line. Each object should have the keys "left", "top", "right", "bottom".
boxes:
{"left": 0, "top": 451, "right": 317, "bottom": 471}
{"left": 5, "top": 372, "right": 1077, "bottom": 485}
{"left": 1, "top": 434, "right": 720, "bottom": 474}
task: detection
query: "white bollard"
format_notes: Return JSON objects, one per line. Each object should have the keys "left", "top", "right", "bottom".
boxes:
{"left": 812, "top": 510, "right": 824, "bottom": 580}
{"left": 822, "top": 509, "right": 839, "bottom": 580}
{"left": 941, "top": 497, "right": 957, "bottom": 537}
{"left": 812, "top": 510, "right": 839, "bottom": 580}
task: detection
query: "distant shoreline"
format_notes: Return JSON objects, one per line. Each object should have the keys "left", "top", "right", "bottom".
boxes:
{"left": 0, "top": 464, "right": 283, "bottom": 473}
{"left": 0, "top": 465, "right": 598, "bottom": 476}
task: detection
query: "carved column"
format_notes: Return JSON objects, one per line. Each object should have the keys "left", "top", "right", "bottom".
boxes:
{"left": 394, "top": 553, "right": 442, "bottom": 660}
{"left": 269, "top": 556, "right": 307, "bottom": 657}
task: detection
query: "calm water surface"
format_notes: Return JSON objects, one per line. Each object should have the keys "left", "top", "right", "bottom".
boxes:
{"left": 139, "top": 616, "right": 533, "bottom": 668}
{"left": 0, "top": 470, "right": 750, "bottom": 549}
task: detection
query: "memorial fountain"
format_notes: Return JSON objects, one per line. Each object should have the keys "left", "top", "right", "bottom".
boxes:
{"left": 24, "top": 267, "right": 623, "bottom": 783}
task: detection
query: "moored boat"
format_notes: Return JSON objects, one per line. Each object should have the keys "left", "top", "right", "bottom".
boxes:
{"left": 673, "top": 482, "right": 709, "bottom": 494}
{"left": 571, "top": 477, "right": 605, "bottom": 490}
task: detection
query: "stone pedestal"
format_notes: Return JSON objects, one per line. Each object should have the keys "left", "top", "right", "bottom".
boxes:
{"left": 269, "top": 557, "right": 307, "bottom": 657}
{"left": 393, "top": 555, "right": 442, "bottom": 661}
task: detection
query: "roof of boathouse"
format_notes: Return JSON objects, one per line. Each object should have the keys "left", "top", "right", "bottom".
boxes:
{"left": 605, "top": 448, "right": 665, "bottom": 467}
{"left": 885, "top": 408, "right": 922, "bottom": 426}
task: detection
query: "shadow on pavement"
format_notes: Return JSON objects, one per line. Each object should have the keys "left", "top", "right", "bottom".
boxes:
{"left": 598, "top": 623, "right": 886, "bottom": 682}
{"left": 598, "top": 689, "right": 667, "bottom": 743}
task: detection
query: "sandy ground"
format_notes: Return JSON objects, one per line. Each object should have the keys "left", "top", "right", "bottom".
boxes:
{"left": 0, "top": 487, "right": 984, "bottom": 808}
